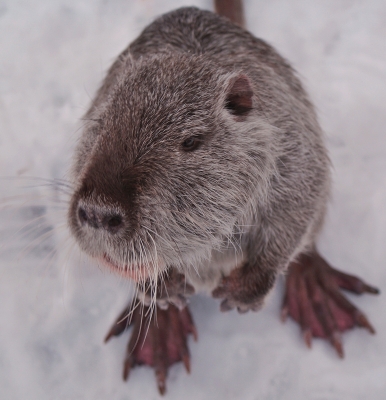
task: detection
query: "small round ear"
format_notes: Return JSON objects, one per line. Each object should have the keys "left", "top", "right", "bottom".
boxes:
{"left": 225, "top": 74, "right": 253, "bottom": 120}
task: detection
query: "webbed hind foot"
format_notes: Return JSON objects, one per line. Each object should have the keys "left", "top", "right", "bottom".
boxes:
{"left": 282, "top": 252, "right": 379, "bottom": 357}
{"left": 105, "top": 299, "right": 197, "bottom": 395}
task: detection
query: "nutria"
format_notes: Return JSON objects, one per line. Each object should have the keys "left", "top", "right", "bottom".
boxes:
{"left": 67, "top": 0, "right": 379, "bottom": 394}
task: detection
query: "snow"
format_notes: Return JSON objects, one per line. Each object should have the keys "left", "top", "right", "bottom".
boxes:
{"left": 1, "top": 0, "right": 386, "bottom": 399}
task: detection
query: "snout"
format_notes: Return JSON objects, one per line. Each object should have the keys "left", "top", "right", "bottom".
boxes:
{"left": 77, "top": 204, "right": 124, "bottom": 234}
{"left": 68, "top": 191, "right": 129, "bottom": 253}
{"left": 68, "top": 193, "right": 163, "bottom": 282}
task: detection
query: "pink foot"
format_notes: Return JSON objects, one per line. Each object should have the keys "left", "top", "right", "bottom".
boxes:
{"left": 281, "top": 252, "right": 379, "bottom": 357}
{"left": 105, "top": 299, "right": 197, "bottom": 395}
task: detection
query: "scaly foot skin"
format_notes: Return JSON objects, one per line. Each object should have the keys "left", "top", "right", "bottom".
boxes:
{"left": 281, "top": 251, "right": 380, "bottom": 357}
{"left": 105, "top": 299, "right": 197, "bottom": 395}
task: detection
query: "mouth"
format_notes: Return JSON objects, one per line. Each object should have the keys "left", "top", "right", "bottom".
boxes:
{"left": 100, "top": 253, "right": 155, "bottom": 282}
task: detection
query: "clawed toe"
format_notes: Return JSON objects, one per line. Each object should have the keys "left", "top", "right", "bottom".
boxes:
{"left": 104, "top": 302, "right": 137, "bottom": 343}
{"left": 105, "top": 299, "right": 197, "bottom": 395}
{"left": 282, "top": 251, "right": 379, "bottom": 357}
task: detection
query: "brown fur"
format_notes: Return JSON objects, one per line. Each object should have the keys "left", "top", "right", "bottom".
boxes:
{"left": 68, "top": 6, "right": 330, "bottom": 311}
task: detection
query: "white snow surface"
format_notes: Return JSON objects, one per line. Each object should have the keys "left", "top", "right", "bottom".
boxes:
{"left": 1, "top": 0, "right": 386, "bottom": 399}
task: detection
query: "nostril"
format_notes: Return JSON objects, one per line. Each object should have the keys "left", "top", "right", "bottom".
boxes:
{"left": 76, "top": 203, "right": 123, "bottom": 232}
{"left": 103, "top": 214, "right": 124, "bottom": 233}
{"left": 78, "top": 207, "right": 88, "bottom": 225}
{"left": 77, "top": 205, "right": 99, "bottom": 229}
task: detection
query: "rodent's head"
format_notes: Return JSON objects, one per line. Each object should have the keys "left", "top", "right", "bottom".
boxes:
{"left": 68, "top": 54, "right": 275, "bottom": 282}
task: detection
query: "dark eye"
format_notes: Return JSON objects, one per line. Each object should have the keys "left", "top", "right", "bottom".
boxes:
{"left": 182, "top": 136, "right": 201, "bottom": 152}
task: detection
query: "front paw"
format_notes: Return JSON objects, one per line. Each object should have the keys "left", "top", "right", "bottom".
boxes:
{"left": 138, "top": 268, "right": 195, "bottom": 310}
{"left": 212, "top": 267, "right": 267, "bottom": 313}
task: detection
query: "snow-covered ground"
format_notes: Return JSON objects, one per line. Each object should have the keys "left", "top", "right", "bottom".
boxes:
{"left": 1, "top": 1, "right": 386, "bottom": 399}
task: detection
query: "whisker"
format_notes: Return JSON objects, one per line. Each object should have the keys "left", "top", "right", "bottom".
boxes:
{"left": 16, "top": 222, "right": 67, "bottom": 260}
{"left": 35, "top": 233, "right": 74, "bottom": 301}
{"left": 16, "top": 229, "right": 56, "bottom": 260}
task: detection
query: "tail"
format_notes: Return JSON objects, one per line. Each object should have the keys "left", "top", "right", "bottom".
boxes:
{"left": 214, "top": 0, "right": 245, "bottom": 28}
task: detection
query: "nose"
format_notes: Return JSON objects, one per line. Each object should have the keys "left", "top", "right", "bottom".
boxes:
{"left": 77, "top": 205, "right": 124, "bottom": 234}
